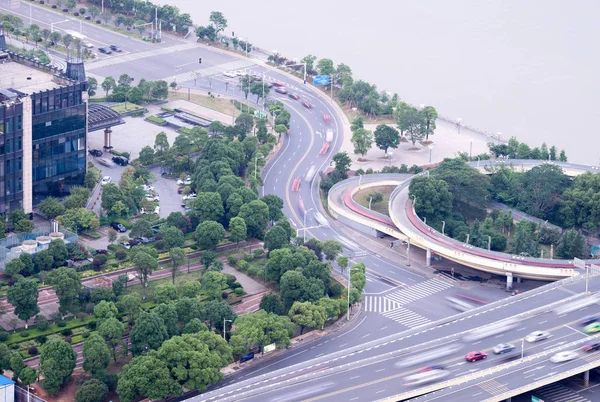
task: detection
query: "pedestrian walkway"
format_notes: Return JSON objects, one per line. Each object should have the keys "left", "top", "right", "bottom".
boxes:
{"left": 533, "top": 382, "right": 591, "bottom": 402}
{"left": 381, "top": 306, "right": 431, "bottom": 328}
{"left": 86, "top": 42, "right": 198, "bottom": 70}
{"left": 362, "top": 295, "right": 400, "bottom": 313}
{"left": 160, "top": 59, "right": 255, "bottom": 85}
{"left": 384, "top": 278, "right": 454, "bottom": 305}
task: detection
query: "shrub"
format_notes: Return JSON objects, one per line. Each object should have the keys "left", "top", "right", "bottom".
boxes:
{"left": 37, "top": 335, "right": 47, "bottom": 344}
{"left": 65, "top": 336, "right": 72, "bottom": 343}
{"left": 0, "top": 331, "right": 8, "bottom": 342}
{"left": 36, "top": 315, "right": 49, "bottom": 331}
{"left": 224, "top": 274, "right": 237, "bottom": 286}
{"left": 10, "top": 344, "right": 19, "bottom": 350}
{"left": 227, "top": 256, "right": 237, "bottom": 266}
{"left": 231, "top": 282, "right": 242, "bottom": 289}
{"left": 28, "top": 346, "right": 39, "bottom": 355}
{"left": 87, "top": 321, "right": 97, "bottom": 330}
{"left": 20, "top": 331, "right": 30, "bottom": 338}
{"left": 243, "top": 253, "right": 254, "bottom": 262}
{"left": 237, "top": 260, "right": 249, "bottom": 272}
{"left": 61, "top": 328, "right": 73, "bottom": 336}
{"left": 82, "top": 330, "right": 90, "bottom": 339}
{"left": 154, "top": 239, "right": 166, "bottom": 251}
{"left": 234, "top": 288, "right": 244, "bottom": 296}
{"left": 115, "top": 249, "right": 127, "bottom": 260}
{"left": 253, "top": 249, "right": 265, "bottom": 257}
{"left": 57, "top": 321, "right": 67, "bottom": 327}
{"left": 221, "top": 291, "right": 229, "bottom": 299}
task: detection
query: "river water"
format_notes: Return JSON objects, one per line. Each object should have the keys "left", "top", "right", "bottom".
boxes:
{"left": 161, "top": 0, "right": 599, "bottom": 165}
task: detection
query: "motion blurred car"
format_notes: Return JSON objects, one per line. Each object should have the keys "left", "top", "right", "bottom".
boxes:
{"left": 272, "top": 81, "right": 284, "bottom": 87}
{"left": 581, "top": 316, "right": 598, "bottom": 326}
{"left": 420, "top": 365, "right": 445, "bottom": 372}
{"left": 301, "top": 101, "right": 312, "bottom": 108}
{"left": 496, "top": 352, "right": 521, "bottom": 363}
{"left": 465, "top": 351, "right": 487, "bottom": 362}
{"left": 274, "top": 87, "right": 288, "bottom": 94}
{"left": 109, "top": 44, "right": 122, "bottom": 52}
{"left": 550, "top": 351, "right": 578, "bottom": 363}
{"left": 582, "top": 342, "right": 600, "bottom": 353}
{"left": 584, "top": 322, "right": 600, "bottom": 333}
{"left": 526, "top": 331, "right": 551, "bottom": 343}
{"left": 404, "top": 369, "right": 449, "bottom": 387}
{"left": 323, "top": 113, "right": 331, "bottom": 122}
{"left": 493, "top": 343, "right": 515, "bottom": 354}
{"left": 101, "top": 176, "right": 111, "bottom": 186}
{"left": 288, "top": 93, "right": 300, "bottom": 100}
{"left": 88, "top": 149, "right": 102, "bottom": 157}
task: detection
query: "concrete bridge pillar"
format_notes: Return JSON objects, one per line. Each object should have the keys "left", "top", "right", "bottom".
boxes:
{"left": 584, "top": 370, "right": 590, "bottom": 387}
{"left": 426, "top": 248, "right": 431, "bottom": 267}
{"left": 516, "top": 277, "right": 522, "bottom": 284}
{"left": 506, "top": 272, "right": 513, "bottom": 291}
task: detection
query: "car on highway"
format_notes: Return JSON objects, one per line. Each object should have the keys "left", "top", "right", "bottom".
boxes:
{"left": 496, "top": 352, "right": 522, "bottom": 363}
{"left": 550, "top": 351, "right": 579, "bottom": 363}
{"left": 272, "top": 81, "right": 284, "bottom": 87}
{"left": 112, "top": 156, "right": 129, "bottom": 166}
{"left": 584, "top": 322, "right": 600, "bottom": 333}
{"left": 288, "top": 93, "right": 300, "bottom": 100}
{"left": 323, "top": 113, "right": 331, "bottom": 123}
{"left": 101, "top": 176, "right": 112, "bottom": 186}
{"left": 419, "top": 365, "right": 445, "bottom": 372}
{"left": 88, "top": 149, "right": 102, "bottom": 157}
{"left": 526, "top": 331, "right": 551, "bottom": 343}
{"left": 83, "top": 42, "right": 94, "bottom": 49}
{"left": 465, "top": 351, "right": 487, "bottom": 362}
{"left": 301, "top": 101, "right": 312, "bottom": 108}
{"left": 493, "top": 343, "right": 515, "bottom": 354}
{"left": 404, "top": 369, "right": 449, "bottom": 386}
{"left": 581, "top": 316, "right": 598, "bottom": 326}
{"left": 274, "top": 87, "right": 288, "bottom": 94}
{"left": 110, "top": 222, "right": 127, "bottom": 232}
{"left": 582, "top": 342, "right": 600, "bottom": 353}
{"left": 98, "top": 47, "right": 112, "bottom": 54}
{"left": 109, "top": 44, "right": 123, "bottom": 52}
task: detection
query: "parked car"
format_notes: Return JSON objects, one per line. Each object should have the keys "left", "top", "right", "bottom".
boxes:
{"left": 223, "top": 71, "right": 236, "bottom": 78}
{"left": 146, "top": 195, "right": 160, "bottom": 202}
{"left": 465, "top": 351, "right": 487, "bottom": 362}
{"left": 154, "top": 206, "right": 160, "bottom": 215}
{"left": 109, "top": 44, "right": 122, "bottom": 52}
{"left": 122, "top": 242, "right": 131, "bottom": 250}
{"left": 143, "top": 184, "right": 155, "bottom": 191}
{"left": 112, "top": 156, "right": 129, "bottom": 166}
{"left": 110, "top": 222, "right": 127, "bottom": 232}
{"left": 83, "top": 42, "right": 94, "bottom": 49}
{"left": 177, "top": 177, "right": 192, "bottom": 185}
{"left": 272, "top": 81, "right": 284, "bottom": 87}
{"left": 88, "top": 149, "right": 102, "bottom": 157}
{"left": 101, "top": 176, "right": 111, "bottom": 186}
{"left": 98, "top": 47, "right": 112, "bottom": 54}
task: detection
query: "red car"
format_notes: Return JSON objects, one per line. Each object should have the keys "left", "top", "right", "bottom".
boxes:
{"left": 288, "top": 93, "right": 300, "bottom": 100}
{"left": 275, "top": 87, "right": 288, "bottom": 94}
{"left": 465, "top": 351, "right": 487, "bottom": 362}
{"left": 583, "top": 342, "right": 600, "bottom": 353}
{"left": 272, "top": 81, "right": 284, "bottom": 87}
{"left": 301, "top": 101, "right": 312, "bottom": 108}
{"left": 323, "top": 113, "right": 331, "bottom": 122}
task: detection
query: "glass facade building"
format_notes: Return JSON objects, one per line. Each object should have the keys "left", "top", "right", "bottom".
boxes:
{"left": 0, "top": 100, "right": 24, "bottom": 215}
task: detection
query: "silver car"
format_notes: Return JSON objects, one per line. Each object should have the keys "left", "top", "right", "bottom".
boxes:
{"left": 493, "top": 343, "right": 515, "bottom": 354}
{"left": 526, "top": 331, "right": 551, "bottom": 343}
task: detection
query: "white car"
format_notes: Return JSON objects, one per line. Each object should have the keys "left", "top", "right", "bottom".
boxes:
{"left": 493, "top": 343, "right": 515, "bottom": 354}
{"left": 83, "top": 42, "right": 94, "bottom": 49}
{"left": 143, "top": 184, "right": 154, "bottom": 191}
{"left": 177, "top": 177, "right": 192, "bottom": 186}
{"left": 146, "top": 196, "right": 160, "bottom": 202}
{"left": 101, "top": 176, "right": 111, "bottom": 185}
{"left": 526, "top": 331, "right": 551, "bottom": 343}
{"left": 550, "top": 351, "right": 578, "bottom": 363}
{"left": 223, "top": 71, "right": 236, "bottom": 78}
{"left": 154, "top": 206, "right": 160, "bottom": 215}
{"left": 182, "top": 194, "right": 197, "bottom": 201}
{"left": 404, "top": 370, "right": 449, "bottom": 387}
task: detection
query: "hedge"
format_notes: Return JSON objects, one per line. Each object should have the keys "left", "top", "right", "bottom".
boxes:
{"left": 145, "top": 115, "right": 166, "bottom": 125}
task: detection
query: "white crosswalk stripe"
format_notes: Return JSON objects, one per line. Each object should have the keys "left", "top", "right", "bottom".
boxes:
{"left": 161, "top": 59, "right": 255, "bottom": 84}
{"left": 384, "top": 278, "right": 453, "bottom": 306}
{"left": 534, "top": 383, "right": 590, "bottom": 402}
{"left": 362, "top": 296, "right": 400, "bottom": 313}
{"left": 86, "top": 43, "right": 198, "bottom": 70}
{"left": 381, "top": 307, "right": 431, "bottom": 328}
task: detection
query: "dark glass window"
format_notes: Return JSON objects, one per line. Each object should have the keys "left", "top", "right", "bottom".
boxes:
{"left": 16, "top": 115, "right": 22, "bottom": 131}
{"left": 6, "top": 179, "right": 13, "bottom": 196}
{"left": 5, "top": 138, "right": 12, "bottom": 153}
{"left": 5, "top": 117, "right": 13, "bottom": 133}
{"left": 5, "top": 159, "right": 12, "bottom": 174}
{"left": 16, "top": 136, "right": 22, "bottom": 151}
{"left": 0, "top": 119, "right": 4, "bottom": 134}
{"left": 16, "top": 178, "right": 22, "bottom": 192}
{"left": 16, "top": 157, "right": 22, "bottom": 171}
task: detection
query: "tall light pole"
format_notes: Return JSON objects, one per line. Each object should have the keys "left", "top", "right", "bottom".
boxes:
{"left": 223, "top": 319, "right": 233, "bottom": 340}
{"left": 303, "top": 208, "right": 314, "bottom": 242}
{"left": 441, "top": 220, "right": 446, "bottom": 236}
{"left": 406, "top": 238, "right": 411, "bottom": 267}
{"left": 456, "top": 118, "right": 462, "bottom": 134}
{"left": 254, "top": 156, "right": 258, "bottom": 179}
{"left": 488, "top": 235, "right": 492, "bottom": 251}
{"left": 346, "top": 267, "right": 362, "bottom": 320}
{"left": 428, "top": 144, "right": 434, "bottom": 163}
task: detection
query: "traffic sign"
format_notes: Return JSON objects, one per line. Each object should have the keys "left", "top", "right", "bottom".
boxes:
{"left": 313, "top": 75, "right": 330, "bottom": 86}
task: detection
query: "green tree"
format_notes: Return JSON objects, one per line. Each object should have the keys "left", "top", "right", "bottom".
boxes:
{"left": 421, "top": 106, "right": 438, "bottom": 140}
{"left": 182, "top": 318, "right": 208, "bottom": 334}
{"left": 322, "top": 240, "right": 342, "bottom": 262}
{"left": 351, "top": 127, "right": 373, "bottom": 158}
{"left": 195, "top": 220, "right": 226, "bottom": 250}
{"left": 47, "top": 267, "right": 81, "bottom": 318}
{"left": 130, "top": 312, "right": 169, "bottom": 356}
{"left": 93, "top": 300, "right": 118, "bottom": 326}
{"left": 18, "top": 366, "right": 37, "bottom": 389}
{"left": 154, "top": 131, "right": 170, "bottom": 155}
{"left": 250, "top": 82, "right": 270, "bottom": 104}
{"left": 336, "top": 255, "right": 349, "bottom": 274}
{"left": 39, "top": 339, "right": 76, "bottom": 394}
{"left": 280, "top": 270, "right": 308, "bottom": 311}
{"left": 6, "top": 279, "right": 39, "bottom": 328}
{"left": 130, "top": 219, "right": 153, "bottom": 239}
{"left": 82, "top": 333, "right": 111, "bottom": 376}
{"left": 98, "top": 317, "right": 124, "bottom": 362}
{"left": 87, "top": 76, "right": 98, "bottom": 97}
{"left": 408, "top": 176, "right": 454, "bottom": 221}
{"left": 556, "top": 229, "right": 588, "bottom": 259}
{"left": 201, "top": 271, "right": 227, "bottom": 300}
{"left": 48, "top": 239, "right": 68, "bottom": 268}
{"left": 261, "top": 194, "right": 284, "bottom": 222}
{"left": 332, "top": 152, "right": 352, "bottom": 176}
{"left": 132, "top": 251, "right": 157, "bottom": 299}
{"left": 229, "top": 310, "right": 295, "bottom": 359}
{"left": 118, "top": 293, "right": 142, "bottom": 326}
{"left": 57, "top": 207, "right": 100, "bottom": 232}
{"left": 209, "top": 11, "right": 227, "bottom": 34}
{"left": 39, "top": 197, "right": 65, "bottom": 219}
{"left": 510, "top": 221, "right": 540, "bottom": 257}
{"left": 204, "top": 300, "right": 236, "bottom": 332}
{"left": 200, "top": 250, "right": 218, "bottom": 270}
{"left": 316, "top": 58, "right": 335, "bottom": 76}
{"left": 138, "top": 146, "right": 155, "bottom": 165}
{"left": 159, "top": 225, "right": 185, "bottom": 249}
{"left": 76, "top": 378, "right": 108, "bottom": 402}
{"left": 259, "top": 292, "right": 284, "bottom": 315}
{"left": 191, "top": 192, "right": 224, "bottom": 222}
{"left": 238, "top": 200, "right": 269, "bottom": 240}
{"left": 116, "top": 354, "right": 180, "bottom": 402}
{"left": 155, "top": 303, "right": 180, "bottom": 338}
{"left": 175, "top": 297, "right": 204, "bottom": 325}
{"left": 288, "top": 301, "right": 326, "bottom": 334}
{"left": 107, "top": 228, "right": 117, "bottom": 244}
{"left": 228, "top": 217, "right": 247, "bottom": 245}
{"left": 101, "top": 76, "right": 116, "bottom": 97}
{"left": 516, "top": 164, "right": 569, "bottom": 220}
{"left": 432, "top": 158, "right": 490, "bottom": 209}
{"left": 301, "top": 54, "right": 317, "bottom": 74}
{"left": 374, "top": 124, "right": 400, "bottom": 155}
{"left": 169, "top": 247, "right": 186, "bottom": 284}
{"left": 10, "top": 354, "right": 25, "bottom": 380}
{"left": 264, "top": 225, "right": 289, "bottom": 253}
{"left": 154, "top": 283, "right": 178, "bottom": 304}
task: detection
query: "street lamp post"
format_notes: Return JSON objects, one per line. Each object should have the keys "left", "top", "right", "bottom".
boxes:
{"left": 346, "top": 267, "right": 362, "bottom": 320}
{"left": 406, "top": 238, "right": 411, "bottom": 267}
{"left": 441, "top": 220, "right": 446, "bottom": 236}
{"left": 456, "top": 118, "right": 462, "bottom": 134}
{"left": 223, "top": 319, "right": 233, "bottom": 340}
{"left": 469, "top": 141, "right": 473, "bottom": 159}
{"left": 358, "top": 173, "right": 362, "bottom": 189}
{"left": 303, "top": 208, "right": 314, "bottom": 242}
{"left": 488, "top": 235, "right": 492, "bottom": 251}
{"left": 254, "top": 156, "right": 258, "bottom": 180}
{"left": 428, "top": 145, "right": 434, "bottom": 163}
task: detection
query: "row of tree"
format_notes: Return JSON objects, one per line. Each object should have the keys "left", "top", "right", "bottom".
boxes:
{"left": 100, "top": 74, "right": 169, "bottom": 103}
{"left": 488, "top": 137, "right": 567, "bottom": 162}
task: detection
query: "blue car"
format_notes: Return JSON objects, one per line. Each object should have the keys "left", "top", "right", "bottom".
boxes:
{"left": 581, "top": 316, "right": 598, "bottom": 326}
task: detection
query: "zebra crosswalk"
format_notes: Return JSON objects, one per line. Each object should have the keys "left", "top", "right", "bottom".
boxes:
{"left": 363, "top": 296, "right": 400, "bottom": 313}
{"left": 385, "top": 278, "right": 454, "bottom": 306}
{"left": 161, "top": 59, "right": 255, "bottom": 85}
{"left": 86, "top": 43, "right": 198, "bottom": 71}
{"left": 381, "top": 307, "right": 431, "bottom": 328}
{"left": 532, "top": 383, "right": 591, "bottom": 402}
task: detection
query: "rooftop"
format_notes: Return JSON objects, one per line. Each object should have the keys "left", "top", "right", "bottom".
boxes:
{"left": 0, "top": 57, "right": 67, "bottom": 95}
{"left": 0, "top": 374, "right": 14, "bottom": 386}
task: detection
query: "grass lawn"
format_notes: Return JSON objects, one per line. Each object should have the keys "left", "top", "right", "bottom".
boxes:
{"left": 168, "top": 91, "right": 240, "bottom": 118}
{"left": 111, "top": 102, "right": 144, "bottom": 114}
{"left": 354, "top": 185, "right": 396, "bottom": 216}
